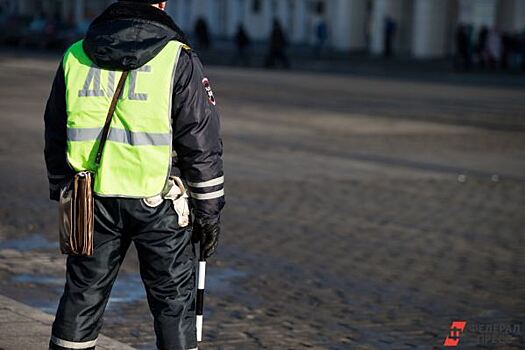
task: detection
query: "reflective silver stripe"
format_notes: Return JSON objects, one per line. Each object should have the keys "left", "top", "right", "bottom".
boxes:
{"left": 189, "top": 189, "right": 224, "bottom": 200}
{"left": 68, "top": 128, "right": 171, "bottom": 146}
{"left": 51, "top": 335, "right": 97, "bottom": 349}
{"left": 187, "top": 176, "right": 224, "bottom": 188}
{"left": 68, "top": 128, "right": 100, "bottom": 141}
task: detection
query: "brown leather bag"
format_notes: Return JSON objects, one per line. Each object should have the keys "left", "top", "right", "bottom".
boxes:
{"left": 59, "top": 171, "right": 94, "bottom": 255}
{"left": 58, "top": 71, "right": 129, "bottom": 256}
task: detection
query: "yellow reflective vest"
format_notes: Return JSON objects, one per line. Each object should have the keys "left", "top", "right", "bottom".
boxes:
{"left": 63, "top": 40, "right": 184, "bottom": 197}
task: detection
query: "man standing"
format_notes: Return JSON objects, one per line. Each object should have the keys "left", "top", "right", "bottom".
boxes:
{"left": 44, "top": 1, "right": 225, "bottom": 349}
{"left": 264, "top": 19, "right": 290, "bottom": 69}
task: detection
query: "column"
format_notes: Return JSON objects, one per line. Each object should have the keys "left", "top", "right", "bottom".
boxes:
{"left": 291, "top": 0, "right": 307, "bottom": 43}
{"left": 247, "top": 0, "right": 271, "bottom": 41}
{"left": 411, "top": 0, "right": 450, "bottom": 58}
{"left": 198, "top": 0, "right": 209, "bottom": 22}
{"left": 497, "top": 0, "right": 525, "bottom": 32}
{"left": 212, "top": 0, "right": 228, "bottom": 35}
{"left": 515, "top": 0, "right": 525, "bottom": 30}
{"left": 73, "top": 0, "right": 84, "bottom": 25}
{"left": 275, "top": 0, "right": 288, "bottom": 31}
{"left": 206, "top": 0, "right": 218, "bottom": 34}
{"left": 369, "top": 0, "right": 413, "bottom": 55}
{"left": 226, "top": 0, "right": 244, "bottom": 37}
{"left": 328, "top": 0, "right": 367, "bottom": 50}
{"left": 331, "top": 0, "right": 368, "bottom": 51}
{"left": 369, "top": 0, "right": 388, "bottom": 54}
{"left": 182, "top": 0, "right": 194, "bottom": 32}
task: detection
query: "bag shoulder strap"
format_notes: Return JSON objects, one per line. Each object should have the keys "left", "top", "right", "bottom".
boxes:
{"left": 94, "top": 70, "right": 129, "bottom": 168}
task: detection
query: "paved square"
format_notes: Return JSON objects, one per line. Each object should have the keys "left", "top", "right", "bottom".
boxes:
{"left": 0, "top": 53, "right": 523, "bottom": 349}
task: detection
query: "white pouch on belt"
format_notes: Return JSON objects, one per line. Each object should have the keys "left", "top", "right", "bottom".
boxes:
{"left": 143, "top": 176, "right": 190, "bottom": 227}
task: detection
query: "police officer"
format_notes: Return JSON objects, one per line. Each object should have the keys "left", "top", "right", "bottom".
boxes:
{"left": 44, "top": 1, "right": 224, "bottom": 349}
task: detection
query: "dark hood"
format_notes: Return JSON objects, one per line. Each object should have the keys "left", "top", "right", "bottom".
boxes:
{"left": 83, "top": 1, "right": 188, "bottom": 70}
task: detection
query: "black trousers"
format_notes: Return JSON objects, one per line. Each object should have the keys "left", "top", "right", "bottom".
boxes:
{"left": 49, "top": 197, "right": 197, "bottom": 350}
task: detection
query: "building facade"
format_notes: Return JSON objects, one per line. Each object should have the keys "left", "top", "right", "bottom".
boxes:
{"left": 3, "top": 0, "right": 525, "bottom": 58}
{"left": 171, "top": 0, "right": 525, "bottom": 58}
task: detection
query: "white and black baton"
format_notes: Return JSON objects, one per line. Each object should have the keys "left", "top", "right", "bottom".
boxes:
{"left": 196, "top": 240, "right": 206, "bottom": 342}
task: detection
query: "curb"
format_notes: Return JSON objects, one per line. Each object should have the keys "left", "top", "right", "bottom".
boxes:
{"left": 0, "top": 294, "right": 136, "bottom": 350}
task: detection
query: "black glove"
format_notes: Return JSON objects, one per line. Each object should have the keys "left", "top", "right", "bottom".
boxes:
{"left": 50, "top": 176, "right": 74, "bottom": 201}
{"left": 192, "top": 218, "right": 221, "bottom": 259}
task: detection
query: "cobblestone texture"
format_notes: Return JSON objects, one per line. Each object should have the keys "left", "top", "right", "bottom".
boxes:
{"left": 0, "top": 55, "right": 524, "bottom": 349}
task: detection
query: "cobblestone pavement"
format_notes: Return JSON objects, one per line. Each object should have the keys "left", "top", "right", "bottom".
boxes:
{"left": 0, "top": 53, "right": 524, "bottom": 350}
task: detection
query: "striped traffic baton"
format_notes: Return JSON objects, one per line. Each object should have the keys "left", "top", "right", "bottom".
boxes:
{"left": 196, "top": 239, "right": 206, "bottom": 342}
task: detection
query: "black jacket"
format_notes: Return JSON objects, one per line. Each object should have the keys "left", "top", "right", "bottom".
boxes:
{"left": 44, "top": 2, "right": 224, "bottom": 223}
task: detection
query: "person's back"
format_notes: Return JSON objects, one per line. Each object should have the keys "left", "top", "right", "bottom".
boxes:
{"left": 316, "top": 21, "right": 327, "bottom": 44}
{"left": 265, "top": 19, "right": 290, "bottom": 69}
{"left": 487, "top": 28, "right": 502, "bottom": 64}
{"left": 270, "top": 21, "right": 287, "bottom": 52}
{"left": 44, "top": 1, "right": 225, "bottom": 349}
{"left": 233, "top": 24, "right": 251, "bottom": 66}
{"left": 235, "top": 24, "right": 250, "bottom": 49}
{"left": 194, "top": 17, "right": 210, "bottom": 49}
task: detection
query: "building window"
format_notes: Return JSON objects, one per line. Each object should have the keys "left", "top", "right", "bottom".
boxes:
{"left": 252, "top": 0, "right": 261, "bottom": 14}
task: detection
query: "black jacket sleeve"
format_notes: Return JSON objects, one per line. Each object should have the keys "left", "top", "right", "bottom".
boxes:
{"left": 171, "top": 49, "right": 225, "bottom": 224}
{"left": 44, "top": 62, "right": 75, "bottom": 201}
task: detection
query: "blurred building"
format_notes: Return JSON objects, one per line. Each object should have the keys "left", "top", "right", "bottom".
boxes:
{"left": 171, "top": 0, "right": 525, "bottom": 58}
{"left": 2, "top": 0, "right": 525, "bottom": 59}
{"left": 0, "top": 0, "right": 111, "bottom": 25}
